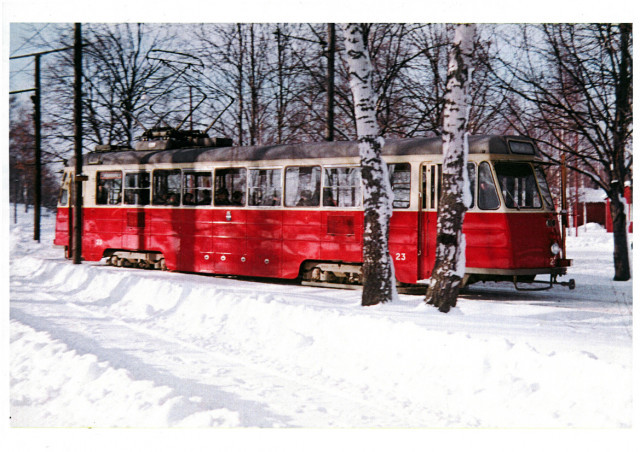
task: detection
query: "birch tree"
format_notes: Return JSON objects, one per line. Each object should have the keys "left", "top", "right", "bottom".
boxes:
{"left": 341, "top": 23, "right": 398, "bottom": 306}
{"left": 425, "top": 24, "right": 476, "bottom": 313}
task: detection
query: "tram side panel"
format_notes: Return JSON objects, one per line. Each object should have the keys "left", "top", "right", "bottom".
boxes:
{"left": 281, "top": 210, "right": 323, "bottom": 279}
{"left": 245, "top": 209, "right": 283, "bottom": 278}
{"left": 147, "top": 208, "right": 181, "bottom": 271}
{"left": 122, "top": 208, "right": 147, "bottom": 252}
{"left": 418, "top": 210, "right": 436, "bottom": 281}
{"left": 210, "top": 208, "right": 248, "bottom": 276}
{"left": 280, "top": 209, "right": 420, "bottom": 285}
{"left": 388, "top": 211, "right": 420, "bottom": 284}
{"left": 177, "top": 208, "right": 214, "bottom": 273}
{"left": 53, "top": 207, "right": 70, "bottom": 249}
{"left": 80, "top": 207, "right": 123, "bottom": 262}
{"left": 320, "top": 211, "right": 363, "bottom": 264}
{"left": 463, "top": 212, "right": 512, "bottom": 270}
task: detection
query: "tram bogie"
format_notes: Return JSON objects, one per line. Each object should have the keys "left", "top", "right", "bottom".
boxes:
{"left": 104, "top": 250, "right": 165, "bottom": 270}
{"left": 302, "top": 261, "right": 363, "bottom": 285}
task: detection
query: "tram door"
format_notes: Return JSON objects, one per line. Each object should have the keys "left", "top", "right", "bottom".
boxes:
{"left": 211, "top": 168, "right": 249, "bottom": 276}
{"left": 418, "top": 163, "right": 441, "bottom": 280}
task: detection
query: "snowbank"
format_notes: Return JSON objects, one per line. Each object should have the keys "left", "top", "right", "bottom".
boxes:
{"left": 8, "top": 207, "right": 633, "bottom": 430}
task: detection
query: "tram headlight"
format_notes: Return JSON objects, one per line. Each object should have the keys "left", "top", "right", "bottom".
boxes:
{"left": 550, "top": 242, "right": 561, "bottom": 255}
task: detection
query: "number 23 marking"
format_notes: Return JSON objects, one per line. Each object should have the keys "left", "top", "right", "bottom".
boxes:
{"left": 395, "top": 253, "right": 406, "bottom": 261}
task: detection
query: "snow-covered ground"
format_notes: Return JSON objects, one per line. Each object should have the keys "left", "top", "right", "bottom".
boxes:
{"left": 4, "top": 206, "right": 636, "bottom": 447}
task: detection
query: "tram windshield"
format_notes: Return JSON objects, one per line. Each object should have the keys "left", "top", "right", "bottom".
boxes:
{"left": 533, "top": 164, "right": 554, "bottom": 209}
{"left": 494, "top": 162, "right": 543, "bottom": 209}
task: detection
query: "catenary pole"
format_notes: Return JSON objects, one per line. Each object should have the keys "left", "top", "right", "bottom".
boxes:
{"left": 32, "top": 54, "right": 42, "bottom": 242}
{"left": 72, "top": 23, "right": 84, "bottom": 264}
{"left": 325, "top": 23, "right": 335, "bottom": 142}
{"left": 10, "top": 46, "right": 72, "bottom": 241}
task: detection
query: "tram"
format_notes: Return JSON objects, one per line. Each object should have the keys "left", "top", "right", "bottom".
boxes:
{"left": 54, "top": 129, "right": 574, "bottom": 291}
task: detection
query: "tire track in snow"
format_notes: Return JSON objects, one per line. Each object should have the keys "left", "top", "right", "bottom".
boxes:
{"left": 10, "top": 291, "right": 427, "bottom": 427}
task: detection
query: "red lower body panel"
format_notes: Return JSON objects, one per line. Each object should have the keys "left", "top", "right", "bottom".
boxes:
{"left": 53, "top": 207, "right": 565, "bottom": 284}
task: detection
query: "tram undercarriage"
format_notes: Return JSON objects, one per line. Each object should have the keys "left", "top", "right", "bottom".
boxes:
{"left": 104, "top": 250, "right": 166, "bottom": 271}
{"left": 463, "top": 270, "right": 576, "bottom": 291}
{"left": 100, "top": 249, "right": 574, "bottom": 294}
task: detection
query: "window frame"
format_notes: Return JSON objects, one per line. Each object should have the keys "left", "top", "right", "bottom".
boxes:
{"left": 123, "top": 171, "right": 151, "bottom": 206}
{"left": 182, "top": 170, "right": 213, "bottom": 206}
{"left": 152, "top": 169, "right": 182, "bottom": 206}
{"left": 477, "top": 161, "right": 501, "bottom": 210}
{"left": 533, "top": 164, "right": 555, "bottom": 210}
{"left": 247, "top": 167, "right": 283, "bottom": 208}
{"left": 284, "top": 165, "right": 321, "bottom": 208}
{"left": 321, "top": 165, "right": 363, "bottom": 209}
{"left": 494, "top": 161, "right": 543, "bottom": 210}
{"left": 508, "top": 140, "right": 536, "bottom": 155}
{"left": 96, "top": 170, "right": 123, "bottom": 206}
{"left": 388, "top": 162, "right": 411, "bottom": 209}
{"left": 466, "top": 162, "right": 476, "bottom": 209}
{"left": 214, "top": 167, "right": 247, "bottom": 207}
{"left": 58, "top": 171, "right": 70, "bottom": 207}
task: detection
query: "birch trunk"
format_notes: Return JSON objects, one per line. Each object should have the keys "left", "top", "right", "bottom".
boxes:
{"left": 341, "top": 23, "right": 397, "bottom": 306}
{"left": 425, "top": 24, "right": 476, "bottom": 313}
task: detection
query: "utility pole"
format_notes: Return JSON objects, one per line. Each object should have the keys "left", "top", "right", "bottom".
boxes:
{"left": 72, "top": 23, "right": 84, "bottom": 265}
{"left": 10, "top": 46, "right": 71, "bottom": 242}
{"left": 325, "top": 23, "right": 335, "bottom": 142}
{"left": 272, "top": 25, "right": 336, "bottom": 142}
{"left": 33, "top": 54, "right": 42, "bottom": 242}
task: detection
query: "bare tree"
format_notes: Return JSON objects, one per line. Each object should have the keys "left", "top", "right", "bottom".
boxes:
{"left": 39, "top": 23, "right": 180, "bottom": 152}
{"left": 491, "top": 23, "right": 632, "bottom": 281}
{"left": 196, "top": 24, "right": 284, "bottom": 146}
{"left": 9, "top": 98, "right": 60, "bottom": 209}
{"left": 425, "top": 24, "right": 476, "bottom": 313}
{"left": 341, "top": 23, "right": 398, "bottom": 306}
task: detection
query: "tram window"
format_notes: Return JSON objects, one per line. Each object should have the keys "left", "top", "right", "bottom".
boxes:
{"left": 477, "top": 162, "right": 500, "bottom": 210}
{"left": 96, "top": 171, "right": 122, "bottom": 205}
{"left": 509, "top": 141, "right": 536, "bottom": 155}
{"left": 58, "top": 173, "right": 69, "bottom": 206}
{"left": 494, "top": 162, "right": 542, "bottom": 209}
{"left": 183, "top": 171, "right": 212, "bottom": 206}
{"left": 428, "top": 164, "right": 442, "bottom": 209}
{"left": 323, "top": 167, "right": 362, "bottom": 208}
{"left": 248, "top": 168, "right": 282, "bottom": 207}
{"left": 215, "top": 168, "right": 246, "bottom": 206}
{"left": 534, "top": 165, "right": 554, "bottom": 209}
{"left": 421, "top": 163, "right": 473, "bottom": 209}
{"left": 153, "top": 169, "right": 181, "bottom": 206}
{"left": 285, "top": 166, "right": 321, "bottom": 207}
{"left": 467, "top": 162, "right": 476, "bottom": 209}
{"left": 59, "top": 188, "right": 69, "bottom": 206}
{"left": 389, "top": 163, "right": 410, "bottom": 209}
{"left": 124, "top": 172, "right": 150, "bottom": 205}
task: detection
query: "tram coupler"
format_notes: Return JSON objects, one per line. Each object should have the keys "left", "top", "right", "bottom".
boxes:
{"left": 513, "top": 274, "right": 576, "bottom": 291}
{"left": 555, "top": 277, "right": 576, "bottom": 290}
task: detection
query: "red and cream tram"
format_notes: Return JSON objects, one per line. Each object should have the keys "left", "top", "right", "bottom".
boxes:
{"left": 54, "top": 132, "right": 574, "bottom": 290}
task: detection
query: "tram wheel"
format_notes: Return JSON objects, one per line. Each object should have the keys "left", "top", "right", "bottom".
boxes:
{"left": 310, "top": 267, "right": 322, "bottom": 282}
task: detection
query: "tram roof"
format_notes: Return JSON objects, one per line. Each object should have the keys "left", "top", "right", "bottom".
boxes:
{"left": 78, "top": 135, "right": 539, "bottom": 167}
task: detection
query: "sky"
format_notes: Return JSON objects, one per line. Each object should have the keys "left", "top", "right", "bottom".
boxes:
{"left": 5, "top": 1, "right": 634, "bottom": 91}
